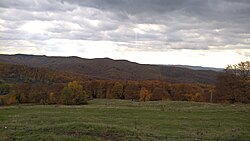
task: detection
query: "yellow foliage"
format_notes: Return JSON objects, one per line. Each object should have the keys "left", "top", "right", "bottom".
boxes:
{"left": 0, "top": 94, "right": 17, "bottom": 105}
{"left": 139, "top": 87, "right": 151, "bottom": 102}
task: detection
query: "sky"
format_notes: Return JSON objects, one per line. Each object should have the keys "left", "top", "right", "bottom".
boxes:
{"left": 0, "top": 0, "right": 250, "bottom": 68}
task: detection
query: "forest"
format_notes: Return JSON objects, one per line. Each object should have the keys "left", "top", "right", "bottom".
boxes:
{"left": 0, "top": 58, "right": 250, "bottom": 105}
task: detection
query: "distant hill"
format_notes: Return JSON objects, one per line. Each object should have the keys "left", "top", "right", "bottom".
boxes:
{"left": 172, "top": 65, "right": 223, "bottom": 72}
{"left": 0, "top": 54, "right": 220, "bottom": 84}
{"left": 0, "top": 63, "right": 89, "bottom": 84}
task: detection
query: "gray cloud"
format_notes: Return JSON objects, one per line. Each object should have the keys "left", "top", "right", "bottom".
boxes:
{"left": 0, "top": 0, "right": 75, "bottom": 12}
{"left": 0, "top": 0, "right": 249, "bottom": 55}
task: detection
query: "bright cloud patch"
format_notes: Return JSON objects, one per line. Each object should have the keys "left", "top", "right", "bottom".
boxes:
{"left": 19, "top": 21, "right": 54, "bottom": 34}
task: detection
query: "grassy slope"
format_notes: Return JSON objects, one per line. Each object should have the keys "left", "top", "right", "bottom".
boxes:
{"left": 0, "top": 99, "right": 249, "bottom": 141}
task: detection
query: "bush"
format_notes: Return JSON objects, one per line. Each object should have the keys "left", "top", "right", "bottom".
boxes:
{"left": 61, "top": 81, "right": 88, "bottom": 105}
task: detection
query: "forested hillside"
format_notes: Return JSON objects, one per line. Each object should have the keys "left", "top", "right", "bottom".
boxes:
{"left": 0, "top": 54, "right": 219, "bottom": 84}
{"left": 0, "top": 63, "right": 214, "bottom": 105}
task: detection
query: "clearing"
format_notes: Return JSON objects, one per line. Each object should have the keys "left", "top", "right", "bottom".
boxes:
{"left": 0, "top": 99, "right": 249, "bottom": 141}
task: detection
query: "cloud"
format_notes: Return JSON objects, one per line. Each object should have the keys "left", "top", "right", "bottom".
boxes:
{"left": 0, "top": 0, "right": 249, "bottom": 67}
{"left": 0, "top": 0, "right": 75, "bottom": 12}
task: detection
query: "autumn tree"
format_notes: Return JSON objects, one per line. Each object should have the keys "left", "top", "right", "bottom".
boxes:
{"left": 124, "top": 82, "right": 140, "bottom": 101}
{"left": 0, "top": 93, "right": 17, "bottom": 105}
{"left": 5, "top": 94, "right": 17, "bottom": 105}
{"left": 226, "top": 61, "right": 250, "bottom": 78}
{"left": 48, "top": 92, "right": 57, "bottom": 104}
{"left": 105, "top": 81, "right": 114, "bottom": 99}
{"left": 215, "top": 61, "right": 250, "bottom": 103}
{"left": 96, "top": 81, "right": 106, "bottom": 98}
{"left": 61, "top": 81, "right": 88, "bottom": 105}
{"left": 169, "top": 84, "right": 204, "bottom": 101}
{"left": 85, "top": 80, "right": 100, "bottom": 98}
{"left": 111, "top": 82, "right": 124, "bottom": 99}
{"left": 151, "top": 87, "right": 169, "bottom": 101}
{"left": 28, "top": 84, "right": 50, "bottom": 104}
{"left": 139, "top": 87, "right": 151, "bottom": 102}
{"left": 15, "top": 84, "right": 30, "bottom": 103}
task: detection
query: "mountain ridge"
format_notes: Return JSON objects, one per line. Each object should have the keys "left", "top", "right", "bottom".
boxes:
{"left": 0, "top": 54, "right": 220, "bottom": 84}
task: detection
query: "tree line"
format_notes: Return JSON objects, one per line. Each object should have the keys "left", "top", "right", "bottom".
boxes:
{"left": 0, "top": 80, "right": 213, "bottom": 105}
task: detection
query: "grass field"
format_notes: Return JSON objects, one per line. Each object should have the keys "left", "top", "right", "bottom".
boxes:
{"left": 0, "top": 99, "right": 250, "bottom": 141}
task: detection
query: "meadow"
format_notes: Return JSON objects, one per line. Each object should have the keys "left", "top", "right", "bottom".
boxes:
{"left": 0, "top": 99, "right": 249, "bottom": 141}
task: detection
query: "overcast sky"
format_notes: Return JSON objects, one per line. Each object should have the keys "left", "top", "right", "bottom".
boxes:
{"left": 0, "top": 0, "right": 250, "bottom": 68}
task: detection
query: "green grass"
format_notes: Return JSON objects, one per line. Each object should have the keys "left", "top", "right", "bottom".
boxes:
{"left": 0, "top": 99, "right": 250, "bottom": 141}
